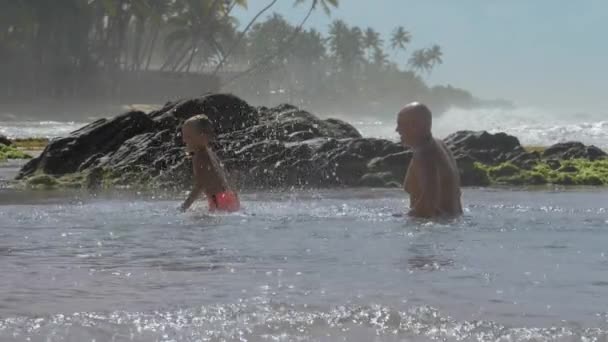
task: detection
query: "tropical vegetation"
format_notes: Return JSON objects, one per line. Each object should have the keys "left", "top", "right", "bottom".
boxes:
{"left": 1, "top": 0, "right": 477, "bottom": 113}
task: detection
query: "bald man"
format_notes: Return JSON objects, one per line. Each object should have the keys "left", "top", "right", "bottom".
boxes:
{"left": 396, "top": 103, "right": 463, "bottom": 219}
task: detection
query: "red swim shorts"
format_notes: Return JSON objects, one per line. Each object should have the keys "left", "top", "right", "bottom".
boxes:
{"left": 208, "top": 191, "right": 240, "bottom": 212}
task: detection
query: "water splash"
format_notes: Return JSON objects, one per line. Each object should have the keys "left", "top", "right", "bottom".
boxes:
{"left": 350, "top": 106, "right": 608, "bottom": 148}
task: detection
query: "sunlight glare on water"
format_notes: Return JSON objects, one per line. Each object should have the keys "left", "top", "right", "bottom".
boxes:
{"left": 1, "top": 188, "right": 608, "bottom": 341}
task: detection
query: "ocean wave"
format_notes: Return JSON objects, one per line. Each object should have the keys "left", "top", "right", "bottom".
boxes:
{"left": 1, "top": 106, "right": 608, "bottom": 149}
{"left": 351, "top": 106, "right": 608, "bottom": 148}
{"left": 0, "top": 121, "right": 85, "bottom": 139}
{"left": 0, "top": 303, "right": 605, "bottom": 341}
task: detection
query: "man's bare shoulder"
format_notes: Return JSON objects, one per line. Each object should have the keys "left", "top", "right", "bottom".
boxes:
{"left": 412, "top": 139, "right": 442, "bottom": 162}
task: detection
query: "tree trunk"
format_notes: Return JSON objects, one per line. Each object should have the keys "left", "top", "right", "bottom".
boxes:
{"left": 115, "top": 0, "right": 130, "bottom": 71}
{"left": 184, "top": 39, "right": 199, "bottom": 73}
{"left": 171, "top": 44, "right": 194, "bottom": 72}
{"left": 160, "top": 40, "right": 186, "bottom": 71}
{"left": 211, "top": 0, "right": 279, "bottom": 75}
{"left": 223, "top": 1, "right": 316, "bottom": 87}
{"left": 144, "top": 25, "right": 160, "bottom": 71}
{"left": 132, "top": 15, "right": 146, "bottom": 71}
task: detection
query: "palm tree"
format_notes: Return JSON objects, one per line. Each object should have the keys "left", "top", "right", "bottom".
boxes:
{"left": 211, "top": 0, "right": 280, "bottom": 75}
{"left": 328, "top": 20, "right": 364, "bottom": 72}
{"left": 223, "top": 0, "right": 339, "bottom": 86}
{"left": 143, "top": 0, "right": 172, "bottom": 70}
{"left": 425, "top": 44, "right": 443, "bottom": 69}
{"left": 163, "top": 0, "right": 245, "bottom": 72}
{"left": 130, "top": 0, "right": 154, "bottom": 70}
{"left": 247, "top": 14, "right": 294, "bottom": 66}
{"left": 390, "top": 26, "right": 411, "bottom": 52}
{"left": 295, "top": 0, "right": 339, "bottom": 15}
{"left": 372, "top": 47, "right": 388, "bottom": 67}
{"left": 408, "top": 48, "right": 431, "bottom": 75}
{"left": 290, "top": 28, "right": 326, "bottom": 65}
{"left": 363, "top": 27, "right": 382, "bottom": 62}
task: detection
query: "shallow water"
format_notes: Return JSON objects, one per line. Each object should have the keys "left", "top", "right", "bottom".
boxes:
{"left": 1, "top": 188, "right": 608, "bottom": 341}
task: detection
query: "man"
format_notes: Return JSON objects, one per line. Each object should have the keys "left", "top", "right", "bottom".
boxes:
{"left": 396, "top": 103, "right": 463, "bottom": 218}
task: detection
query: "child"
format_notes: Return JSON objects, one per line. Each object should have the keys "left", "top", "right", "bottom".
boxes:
{"left": 179, "top": 114, "right": 240, "bottom": 213}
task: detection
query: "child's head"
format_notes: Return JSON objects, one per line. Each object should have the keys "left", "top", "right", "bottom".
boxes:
{"left": 182, "top": 114, "right": 215, "bottom": 152}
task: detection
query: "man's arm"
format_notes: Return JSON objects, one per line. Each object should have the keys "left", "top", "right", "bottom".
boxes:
{"left": 408, "top": 156, "right": 439, "bottom": 218}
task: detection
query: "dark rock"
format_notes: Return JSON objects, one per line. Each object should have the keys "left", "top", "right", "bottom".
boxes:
{"left": 558, "top": 165, "right": 578, "bottom": 173}
{"left": 0, "top": 135, "right": 11, "bottom": 146}
{"left": 17, "top": 111, "right": 155, "bottom": 178}
{"left": 367, "top": 151, "right": 412, "bottom": 181}
{"left": 546, "top": 159, "right": 561, "bottom": 170}
{"left": 552, "top": 173, "right": 576, "bottom": 185}
{"left": 85, "top": 167, "right": 104, "bottom": 190}
{"left": 287, "top": 131, "right": 317, "bottom": 142}
{"left": 444, "top": 130, "right": 523, "bottom": 165}
{"left": 343, "top": 139, "right": 404, "bottom": 159}
{"left": 99, "top": 130, "right": 172, "bottom": 176}
{"left": 454, "top": 154, "right": 491, "bottom": 186}
{"left": 322, "top": 118, "right": 362, "bottom": 139}
{"left": 150, "top": 93, "right": 257, "bottom": 135}
{"left": 542, "top": 142, "right": 607, "bottom": 161}
{"left": 329, "top": 152, "right": 369, "bottom": 185}
{"left": 508, "top": 151, "right": 540, "bottom": 169}
{"left": 17, "top": 158, "right": 39, "bottom": 180}
{"left": 19, "top": 94, "right": 603, "bottom": 189}
{"left": 78, "top": 153, "right": 105, "bottom": 172}
{"left": 444, "top": 130, "right": 520, "bottom": 151}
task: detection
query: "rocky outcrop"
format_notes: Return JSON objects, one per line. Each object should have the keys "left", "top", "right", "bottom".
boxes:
{"left": 542, "top": 142, "right": 607, "bottom": 161}
{"left": 18, "top": 94, "right": 399, "bottom": 189}
{"left": 149, "top": 93, "right": 257, "bottom": 134}
{"left": 444, "top": 130, "right": 538, "bottom": 167}
{"left": 16, "top": 94, "right": 608, "bottom": 189}
{"left": 18, "top": 111, "right": 156, "bottom": 178}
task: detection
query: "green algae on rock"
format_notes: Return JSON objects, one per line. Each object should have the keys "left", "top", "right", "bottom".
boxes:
{"left": 0, "top": 144, "right": 32, "bottom": 160}
{"left": 476, "top": 159, "right": 608, "bottom": 186}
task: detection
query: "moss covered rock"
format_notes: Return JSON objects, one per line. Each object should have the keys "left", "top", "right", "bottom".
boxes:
{"left": 477, "top": 159, "right": 608, "bottom": 186}
{"left": 0, "top": 144, "right": 32, "bottom": 160}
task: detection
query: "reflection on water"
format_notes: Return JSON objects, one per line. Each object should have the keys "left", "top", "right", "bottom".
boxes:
{"left": 1, "top": 188, "right": 608, "bottom": 341}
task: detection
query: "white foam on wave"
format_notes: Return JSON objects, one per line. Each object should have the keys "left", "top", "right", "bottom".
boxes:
{"left": 0, "top": 121, "right": 86, "bottom": 139}
{"left": 350, "top": 106, "right": 608, "bottom": 148}
{"left": 0, "top": 303, "right": 604, "bottom": 342}
{"left": 2, "top": 106, "right": 607, "bottom": 149}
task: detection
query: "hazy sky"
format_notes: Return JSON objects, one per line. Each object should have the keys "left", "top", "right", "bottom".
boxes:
{"left": 235, "top": 0, "right": 607, "bottom": 112}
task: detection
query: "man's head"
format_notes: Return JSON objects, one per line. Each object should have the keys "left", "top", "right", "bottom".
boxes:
{"left": 182, "top": 114, "right": 215, "bottom": 151}
{"left": 396, "top": 102, "right": 433, "bottom": 147}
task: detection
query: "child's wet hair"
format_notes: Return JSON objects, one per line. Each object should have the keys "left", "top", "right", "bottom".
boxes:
{"left": 183, "top": 114, "right": 215, "bottom": 136}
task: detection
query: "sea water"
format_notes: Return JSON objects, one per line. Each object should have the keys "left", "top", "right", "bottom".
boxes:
{"left": 1, "top": 188, "right": 608, "bottom": 341}
{"left": 2, "top": 105, "right": 608, "bottom": 341}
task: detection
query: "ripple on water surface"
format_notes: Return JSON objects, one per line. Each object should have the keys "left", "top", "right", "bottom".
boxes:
{"left": 1, "top": 188, "right": 608, "bottom": 341}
